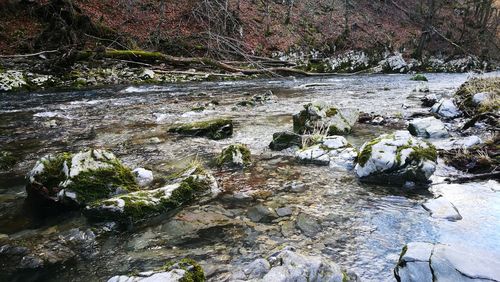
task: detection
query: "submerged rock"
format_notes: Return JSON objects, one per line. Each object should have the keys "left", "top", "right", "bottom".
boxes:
{"left": 293, "top": 102, "right": 358, "bottom": 135}
{"left": 108, "top": 258, "right": 205, "bottom": 282}
{"left": 296, "top": 136, "right": 357, "bottom": 170}
{"left": 85, "top": 163, "right": 219, "bottom": 223}
{"left": 422, "top": 197, "right": 462, "bottom": 221}
{"left": 216, "top": 144, "right": 251, "bottom": 168}
{"left": 231, "top": 246, "right": 355, "bottom": 281}
{"left": 408, "top": 117, "right": 449, "bottom": 138}
{"left": 395, "top": 242, "right": 500, "bottom": 282}
{"left": 431, "top": 99, "right": 461, "bottom": 118}
{"left": 269, "top": 131, "right": 303, "bottom": 151}
{"left": 27, "top": 149, "right": 139, "bottom": 206}
{"left": 247, "top": 204, "right": 278, "bottom": 223}
{"left": 168, "top": 118, "right": 233, "bottom": 140}
{"left": 251, "top": 90, "right": 276, "bottom": 104}
{"left": 355, "top": 131, "right": 437, "bottom": 186}
{"left": 413, "top": 83, "right": 429, "bottom": 93}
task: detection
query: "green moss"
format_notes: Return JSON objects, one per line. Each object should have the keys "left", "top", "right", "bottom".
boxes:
{"left": 357, "top": 138, "right": 381, "bottom": 166}
{"left": 0, "top": 151, "right": 17, "bottom": 170}
{"left": 161, "top": 258, "right": 205, "bottom": 282}
{"left": 191, "top": 106, "right": 205, "bottom": 112}
{"left": 325, "top": 107, "right": 338, "bottom": 117}
{"left": 216, "top": 144, "right": 251, "bottom": 167}
{"left": 410, "top": 74, "right": 428, "bottom": 81}
{"left": 395, "top": 141, "right": 437, "bottom": 165}
{"left": 237, "top": 100, "right": 255, "bottom": 107}
{"left": 66, "top": 159, "right": 139, "bottom": 204}
{"left": 168, "top": 118, "right": 233, "bottom": 140}
{"left": 396, "top": 245, "right": 408, "bottom": 267}
{"left": 37, "top": 153, "right": 73, "bottom": 193}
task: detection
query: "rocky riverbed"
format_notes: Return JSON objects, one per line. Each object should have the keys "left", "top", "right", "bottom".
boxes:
{"left": 0, "top": 72, "right": 499, "bottom": 281}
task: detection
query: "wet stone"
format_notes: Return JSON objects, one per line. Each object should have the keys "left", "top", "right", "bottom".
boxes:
{"left": 247, "top": 205, "right": 278, "bottom": 223}
{"left": 296, "top": 213, "right": 321, "bottom": 237}
{"left": 276, "top": 207, "right": 292, "bottom": 217}
{"left": 422, "top": 197, "right": 462, "bottom": 221}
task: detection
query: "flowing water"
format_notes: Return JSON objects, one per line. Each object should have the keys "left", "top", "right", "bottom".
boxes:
{"left": 0, "top": 73, "right": 499, "bottom": 281}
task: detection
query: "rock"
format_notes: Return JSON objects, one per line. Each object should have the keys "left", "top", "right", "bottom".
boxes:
{"left": 168, "top": 118, "right": 233, "bottom": 140}
{"left": 232, "top": 246, "right": 352, "bottom": 282}
{"left": 431, "top": 99, "right": 461, "bottom": 118}
{"left": 276, "top": 207, "right": 292, "bottom": 217}
{"left": 247, "top": 205, "right": 278, "bottom": 223}
{"left": 132, "top": 168, "right": 154, "bottom": 187}
{"left": 85, "top": 163, "right": 220, "bottom": 223}
{"left": 293, "top": 102, "right": 358, "bottom": 135}
{"left": 422, "top": 197, "right": 462, "bottom": 221}
{"left": 410, "top": 74, "right": 428, "bottom": 81}
{"left": 296, "top": 213, "right": 321, "bottom": 237}
{"left": 0, "top": 151, "right": 16, "bottom": 171}
{"left": 296, "top": 136, "right": 358, "bottom": 170}
{"left": 472, "top": 92, "right": 492, "bottom": 105}
{"left": 216, "top": 144, "right": 251, "bottom": 168}
{"left": 395, "top": 242, "right": 500, "bottom": 282}
{"left": 421, "top": 94, "right": 439, "bottom": 107}
{"left": 251, "top": 90, "right": 275, "bottom": 104}
{"left": 285, "top": 181, "right": 307, "bottom": 193}
{"left": 355, "top": 131, "right": 437, "bottom": 186}
{"left": 408, "top": 117, "right": 449, "bottom": 138}
{"left": 380, "top": 53, "right": 408, "bottom": 73}
{"left": 413, "top": 82, "right": 429, "bottom": 93}
{"left": 26, "top": 149, "right": 139, "bottom": 206}
{"left": 432, "top": 135, "right": 482, "bottom": 150}
{"left": 140, "top": 69, "right": 155, "bottom": 80}
{"left": 326, "top": 50, "right": 371, "bottom": 72}
{"left": 108, "top": 258, "right": 205, "bottom": 282}
{"left": 269, "top": 131, "right": 303, "bottom": 151}
{"left": 0, "top": 70, "right": 27, "bottom": 92}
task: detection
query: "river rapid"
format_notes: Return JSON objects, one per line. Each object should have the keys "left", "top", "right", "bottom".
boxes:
{"left": 0, "top": 73, "right": 499, "bottom": 281}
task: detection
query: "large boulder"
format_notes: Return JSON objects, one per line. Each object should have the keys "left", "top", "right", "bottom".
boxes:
{"left": 355, "top": 131, "right": 437, "bottom": 186}
{"left": 27, "top": 149, "right": 139, "bottom": 206}
{"left": 293, "top": 103, "right": 358, "bottom": 135}
{"left": 296, "top": 136, "right": 358, "bottom": 170}
{"left": 168, "top": 118, "right": 233, "bottom": 140}
{"left": 108, "top": 258, "right": 205, "bottom": 282}
{"left": 408, "top": 117, "right": 449, "bottom": 138}
{"left": 230, "top": 246, "right": 356, "bottom": 282}
{"left": 84, "top": 163, "right": 220, "bottom": 223}
{"left": 431, "top": 99, "right": 461, "bottom": 118}
{"left": 216, "top": 144, "right": 251, "bottom": 168}
{"left": 395, "top": 242, "right": 500, "bottom": 282}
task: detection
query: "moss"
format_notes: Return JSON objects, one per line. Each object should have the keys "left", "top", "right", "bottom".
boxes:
{"left": 357, "top": 137, "right": 381, "bottom": 166}
{"left": 395, "top": 141, "right": 437, "bottom": 165}
{"left": 161, "top": 258, "right": 205, "bottom": 282}
{"left": 397, "top": 245, "right": 408, "bottom": 267}
{"left": 455, "top": 77, "right": 500, "bottom": 115}
{"left": 216, "top": 144, "right": 251, "bottom": 167}
{"left": 168, "top": 118, "right": 233, "bottom": 140}
{"left": 325, "top": 107, "right": 338, "bottom": 117}
{"left": 410, "top": 74, "right": 428, "bottom": 81}
{"left": 36, "top": 152, "right": 73, "bottom": 194}
{"left": 0, "top": 151, "right": 17, "bottom": 170}
{"left": 191, "top": 106, "right": 205, "bottom": 112}
{"left": 236, "top": 100, "right": 255, "bottom": 107}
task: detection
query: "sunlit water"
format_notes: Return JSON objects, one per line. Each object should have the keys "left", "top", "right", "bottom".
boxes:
{"left": 1, "top": 72, "right": 499, "bottom": 281}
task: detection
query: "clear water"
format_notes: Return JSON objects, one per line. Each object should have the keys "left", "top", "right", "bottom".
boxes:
{"left": 0, "top": 72, "right": 499, "bottom": 281}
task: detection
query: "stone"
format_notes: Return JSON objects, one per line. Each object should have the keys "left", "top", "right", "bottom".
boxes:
{"left": 168, "top": 118, "right": 233, "bottom": 140}
{"left": 107, "top": 258, "right": 205, "bottom": 282}
{"left": 421, "top": 94, "right": 439, "bottom": 107}
{"left": 381, "top": 53, "right": 408, "bottom": 73}
{"left": 410, "top": 74, "right": 428, "bottom": 81}
{"left": 296, "top": 213, "right": 321, "bottom": 237}
{"left": 432, "top": 136, "right": 482, "bottom": 150}
{"left": 413, "top": 83, "right": 429, "bottom": 93}
{"left": 0, "top": 70, "right": 27, "bottom": 92}
{"left": 140, "top": 69, "right": 155, "bottom": 80}
{"left": 243, "top": 258, "right": 271, "bottom": 279}
{"left": 269, "top": 131, "right": 303, "bottom": 151}
{"left": 472, "top": 92, "right": 492, "bottom": 105}
{"left": 431, "top": 99, "right": 461, "bottom": 118}
{"left": 85, "top": 163, "right": 220, "bottom": 223}
{"left": 296, "top": 136, "right": 358, "bottom": 170}
{"left": 408, "top": 117, "right": 449, "bottom": 138}
{"left": 251, "top": 90, "right": 275, "bottom": 104}
{"left": 286, "top": 181, "right": 307, "bottom": 193}
{"left": 247, "top": 205, "right": 278, "bottom": 223}
{"left": 26, "top": 149, "right": 139, "bottom": 206}
{"left": 355, "top": 131, "right": 437, "bottom": 186}
{"left": 395, "top": 242, "right": 500, "bottom": 282}
{"left": 132, "top": 168, "right": 154, "bottom": 187}
{"left": 422, "top": 197, "right": 462, "bottom": 221}
{"left": 276, "top": 207, "right": 292, "bottom": 217}
{"left": 293, "top": 102, "right": 358, "bottom": 135}
{"left": 216, "top": 144, "right": 251, "bottom": 168}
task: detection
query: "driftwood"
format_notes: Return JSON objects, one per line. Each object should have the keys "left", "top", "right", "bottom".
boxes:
{"left": 443, "top": 171, "right": 500, "bottom": 184}
{"left": 76, "top": 49, "right": 338, "bottom": 76}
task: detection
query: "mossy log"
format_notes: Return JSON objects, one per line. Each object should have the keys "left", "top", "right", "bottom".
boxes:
{"left": 76, "top": 49, "right": 330, "bottom": 76}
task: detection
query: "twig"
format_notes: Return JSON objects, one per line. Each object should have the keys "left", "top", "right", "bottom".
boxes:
{"left": 0, "top": 50, "right": 59, "bottom": 58}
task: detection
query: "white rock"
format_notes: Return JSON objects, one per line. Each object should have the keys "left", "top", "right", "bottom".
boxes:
{"left": 422, "top": 197, "right": 462, "bottom": 221}
{"left": 408, "top": 117, "right": 449, "bottom": 138}
{"left": 132, "top": 168, "right": 154, "bottom": 187}
{"left": 431, "top": 99, "right": 461, "bottom": 118}
{"left": 140, "top": 69, "right": 155, "bottom": 80}
{"left": 472, "top": 92, "right": 491, "bottom": 105}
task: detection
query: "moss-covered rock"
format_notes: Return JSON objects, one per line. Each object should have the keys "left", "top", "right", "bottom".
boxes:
{"left": 0, "top": 151, "right": 17, "bottom": 170}
{"left": 269, "top": 131, "right": 303, "bottom": 150}
{"left": 107, "top": 258, "right": 205, "bottom": 282}
{"left": 216, "top": 144, "right": 251, "bottom": 168}
{"left": 410, "top": 74, "right": 428, "bottom": 81}
{"left": 355, "top": 131, "right": 437, "bottom": 186}
{"left": 27, "top": 149, "right": 139, "bottom": 206}
{"left": 85, "top": 162, "right": 220, "bottom": 223}
{"left": 454, "top": 77, "right": 500, "bottom": 117}
{"left": 292, "top": 103, "right": 358, "bottom": 135}
{"left": 296, "top": 136, "right": 358, "bottom": 169}
{"left": 168, "top": 118, "right": 233, "bottom": 140}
